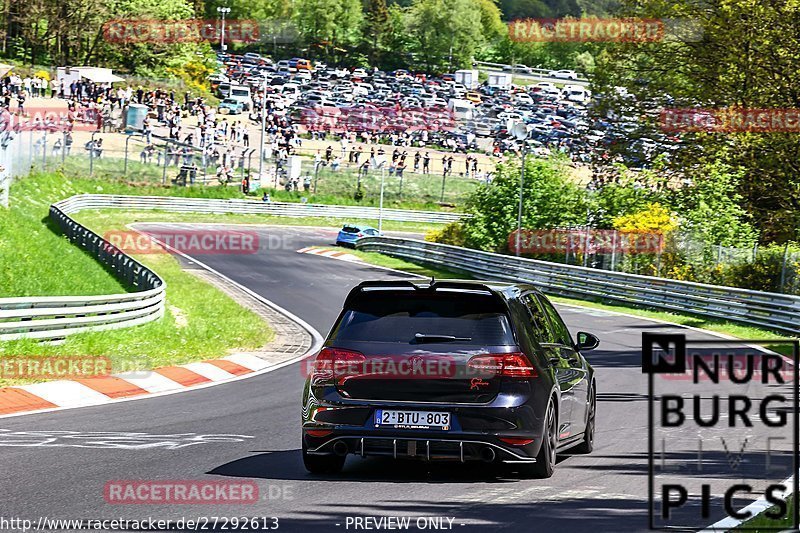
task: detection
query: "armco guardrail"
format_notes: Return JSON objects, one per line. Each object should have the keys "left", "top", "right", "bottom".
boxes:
{"left": 356, "top": 237, "right": 800, "bottom": 335}
{"left": 1, "top": 195, "right": 463, "bottom": 341}
{"left": 54, "top": 195, "right": 465, "bottom": 224}
{"left": 474, "top": 61, "right": 590, "bottom": 86}
{"left": 0, "top": 204, "right": 166, "bottom": 341}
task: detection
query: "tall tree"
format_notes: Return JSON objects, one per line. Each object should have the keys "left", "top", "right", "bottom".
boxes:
{"left": 292, "top": 0, "right": 363, "bottom": 56}
{"left": 364, "top": 0, "right": 389, "bottom": 63}
{"left": 407, "top": 0, "right": 485, "bottom": 71}
{"left": 594, "top": 0, "right": 800, "bottom": 241}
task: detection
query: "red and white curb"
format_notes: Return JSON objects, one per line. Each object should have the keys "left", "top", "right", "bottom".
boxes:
{"left": 0, "top": 353, "right": 276, "bottom": 417}
{"left": 297, "top": 246, "right": 362, "bottom": 263}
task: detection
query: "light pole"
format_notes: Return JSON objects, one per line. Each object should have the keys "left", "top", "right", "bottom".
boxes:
{"left": 378, "top": 165, "right": 385, "bottom": 233}
{"left": 511, "top": 123, "right": 530, "bottom": 257}
{"left": 257, "top": 81, "right": 267, "bottom": 182}
{"left": 217, "top": 7, "right": 231, "bottom": 51}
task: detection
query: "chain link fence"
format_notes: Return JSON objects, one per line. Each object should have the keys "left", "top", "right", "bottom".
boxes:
{"left": 9, "top": 123, "right": 482, "bottom": 207}
{"left": 512, "top": 227, "right": 800, "bottom": 295}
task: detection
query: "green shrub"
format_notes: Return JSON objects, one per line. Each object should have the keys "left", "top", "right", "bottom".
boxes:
{"left": 425, "top": 222, "right": 466, "bottom": 247}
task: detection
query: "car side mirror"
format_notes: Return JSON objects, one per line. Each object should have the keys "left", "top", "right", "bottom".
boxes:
{"left": 576, "top": 331, "right": 599, "bottom": 351}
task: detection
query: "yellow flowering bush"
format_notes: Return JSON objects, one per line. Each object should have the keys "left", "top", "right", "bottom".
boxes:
{"left": 612, "top": 203, "right": 678, "bottom": 235}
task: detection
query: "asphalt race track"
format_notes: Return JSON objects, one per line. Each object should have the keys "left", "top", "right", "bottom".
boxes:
{"left": 1, "top": 225, "right": 793, "bottom": 532}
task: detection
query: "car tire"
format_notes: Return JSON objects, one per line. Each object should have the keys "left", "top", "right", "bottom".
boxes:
{"left": 302, "top": 438, "right": 346, "bottom": 474}
{"left": 523, "top": 400, "right": 557, "bottom": 478}
{"left": 573, "top": 384, "right": 596, "bottom": 454}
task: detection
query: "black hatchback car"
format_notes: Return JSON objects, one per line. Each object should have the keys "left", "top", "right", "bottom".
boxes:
{"left": 301, "top": 279, "right": 598, "bottom": 478}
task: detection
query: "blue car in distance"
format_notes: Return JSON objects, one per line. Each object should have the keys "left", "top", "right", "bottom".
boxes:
{"left": 218, "top": 98, "right": 244, "bottom": 114}
{"left": 336, "top": 224, "right": 382, "bottom": 248}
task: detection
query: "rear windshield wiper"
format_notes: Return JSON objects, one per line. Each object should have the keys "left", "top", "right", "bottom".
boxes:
{"left": 414, "top": 333, "right": 472, "bottom": 343}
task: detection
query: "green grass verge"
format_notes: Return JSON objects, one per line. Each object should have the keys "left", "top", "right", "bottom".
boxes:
{"left": 735, "top": 497, "right": 794, "bottom": 531}
{"left": 1, "top": 170, "right": 265, "bottom": 298}
{"left": 0, "top": 250, "right": 273, "bottom": 387}
{"left": 0, "top": 171, "right": 274, "bottom": 386}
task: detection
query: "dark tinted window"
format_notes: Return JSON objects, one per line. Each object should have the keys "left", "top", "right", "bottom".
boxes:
{"left": 331, "top": 290, "right": 514, "bottom": 345}
{"left": 341, "top": 226, "right": 360, "bottom": 234}
{"left": 537, "top": 295, "right": 573, "bottom": 346}
{"left": 522, "top": 294, "right": 554, "bottom": 344}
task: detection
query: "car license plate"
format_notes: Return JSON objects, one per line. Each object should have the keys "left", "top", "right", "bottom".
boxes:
{"left": 374, "top": 410, "right": 451, "bottom": 430}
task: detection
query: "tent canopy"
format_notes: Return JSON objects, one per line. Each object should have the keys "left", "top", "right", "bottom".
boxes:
{"left": 79, "top": 69, "right": 124, "bottom": 83}
{"left": 69, "top": 67, "right": 125, "bottom": 83}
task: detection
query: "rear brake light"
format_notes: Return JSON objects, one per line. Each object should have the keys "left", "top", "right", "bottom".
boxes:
{"left": 311, "top": 347, "right": 366, "bottom": 384}
{"left": 468, "top": 352, "right": 537, "bottom": 378}
{"left": 357, "top": 232, "right": 363, "bottom": 237}
{"left": 306, "top": 429, "right": 333, "bottom": 437}
{"left": 502, "top": 353, "right": 537, "bottom": 377}
{"left": 499, "top": 437, "right": 534, "bottom": 446}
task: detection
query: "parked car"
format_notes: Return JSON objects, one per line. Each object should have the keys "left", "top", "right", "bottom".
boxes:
{"left": 504, "top": 64, "right": 533, "bottom": 74}
{"left": 218, "top": 98, "right": 244, "bottom": 114}
{"left": 549, "top": 69, "right": 579, "bottom": 80}
{"left": 465, "top": 91, "right": 482, "bottom": 104}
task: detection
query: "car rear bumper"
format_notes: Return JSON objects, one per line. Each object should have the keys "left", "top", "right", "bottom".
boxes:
{"left": 302, "top": 394, "right": 547, "bottom": 463}
{"left": 304, "top": 433, "right": 537, "bottom": 463}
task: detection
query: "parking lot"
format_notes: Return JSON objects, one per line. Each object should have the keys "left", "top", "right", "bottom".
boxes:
{"left": 213, "top": 53, "right": 680, "bottom": 175}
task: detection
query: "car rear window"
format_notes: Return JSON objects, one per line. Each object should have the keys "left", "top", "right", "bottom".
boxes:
{"left": 331, "top": 291, "right": 515, "bottom": 345}
{"left": 341, "top": 226, "right": 361, "bottom": 234}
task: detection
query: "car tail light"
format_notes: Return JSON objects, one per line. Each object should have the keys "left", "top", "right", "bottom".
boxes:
{"left": 311, "top": 347, "right": 366, "bottom": 385}
{"left": 357, "top": 232, "right": 363, "bottom": 237}
{"left": 499, "top": 437, "right": 534, "bottom": 446}
{"left": 306, "top": 429, "right": 333, "bottom": 438}
{"left": 468, "top": 352, "right": 537, "bottom": 378}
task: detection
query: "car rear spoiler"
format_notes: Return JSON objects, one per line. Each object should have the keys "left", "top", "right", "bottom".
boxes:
{"left": 343, "top": 279, "right": 497, "bottom": 308}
